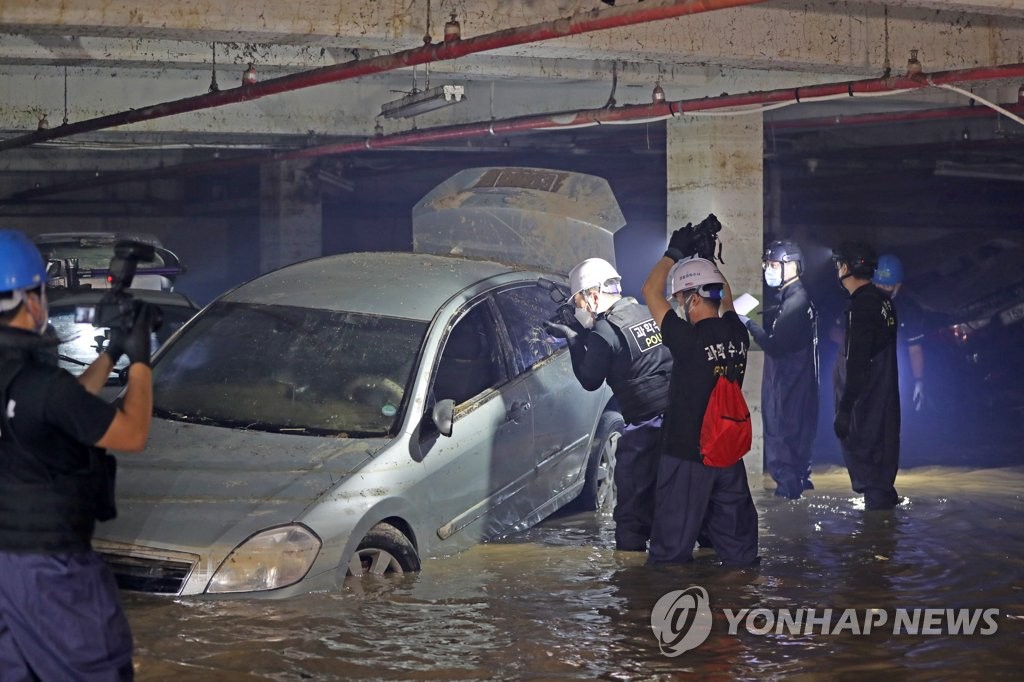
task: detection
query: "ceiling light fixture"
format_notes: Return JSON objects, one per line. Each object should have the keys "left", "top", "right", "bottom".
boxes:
{"left": 379, "top": 84, "right": 466, "bottom": 119}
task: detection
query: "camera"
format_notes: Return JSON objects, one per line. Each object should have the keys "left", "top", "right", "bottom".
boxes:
{"left": 537, "top": 277, "right": 583, "bottom": 330}
{"left": 674, "top": 213, "right": 725, "bottom": 263}
{"left": 75, "top": 241, "right": 163, "bottom": 334}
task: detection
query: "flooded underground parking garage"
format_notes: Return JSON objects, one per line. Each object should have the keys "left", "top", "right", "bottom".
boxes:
{"left": 123, "top": 463, "right": 1023, "bottom": 680}
{"left": 4, "top": 2, "right": 1024, "bottom": 679}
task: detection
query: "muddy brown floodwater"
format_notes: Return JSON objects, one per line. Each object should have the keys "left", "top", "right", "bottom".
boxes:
{"left": 123, "top": 465, "right": 1023, "bottom": 680}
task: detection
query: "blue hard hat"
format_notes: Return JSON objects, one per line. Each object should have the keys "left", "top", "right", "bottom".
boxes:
{"left": 0, "top": 229, "right": 47, "bottom": 293}
{"left": 873, "top": 253, "right": 904, "bottom": 286}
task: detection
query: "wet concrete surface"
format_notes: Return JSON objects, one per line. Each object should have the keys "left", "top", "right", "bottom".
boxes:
{"left": 123, "top": 458, "right": 1024, "bottom": 680}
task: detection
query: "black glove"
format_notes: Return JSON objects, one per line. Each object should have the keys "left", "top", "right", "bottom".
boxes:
{"left": 104, "top": 328, "right": 126, "bottom": 364}
{"left": 664, "top": 223, "right": 694, "bottom": 262}
{"left": 543, "top": 320, "right": 580, "bottom": 344}
{"left": 833, "top": 408, "right": 852, "bottom": 441}
{"left": 123, "top": 302, "right": 158, "bottom": 367}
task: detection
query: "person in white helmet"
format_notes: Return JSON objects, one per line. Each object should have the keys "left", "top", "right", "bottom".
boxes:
{"left": 545, "top": 257, "right": 672, "bottom": 551}
{"left": 641, "top": 245, "right": 759, "bottom": 567}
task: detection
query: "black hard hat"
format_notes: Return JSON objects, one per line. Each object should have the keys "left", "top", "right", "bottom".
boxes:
{"left": 763, "top": 240, "right": 803, "bottom": 268}
{"left": 831, "top": 241, "right": 877, "bottom": 279}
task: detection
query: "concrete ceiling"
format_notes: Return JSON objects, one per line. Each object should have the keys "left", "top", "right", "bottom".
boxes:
{"left": 0, "top": 1, "right": 1022, "bottom": 244}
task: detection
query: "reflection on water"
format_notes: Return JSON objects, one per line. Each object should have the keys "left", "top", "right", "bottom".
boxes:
{"left": 125, "top": 466, "right": 1024, "bottom": 680}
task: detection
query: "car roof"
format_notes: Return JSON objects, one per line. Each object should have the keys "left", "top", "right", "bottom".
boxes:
{"left": 47, "top": 288, "right": 198, "bottom": 309}
{"left": 222, "top": 252, "right": 542, "bottom": 321}
{"left": 34, "top": 231, "right": 164, "bottom": 246}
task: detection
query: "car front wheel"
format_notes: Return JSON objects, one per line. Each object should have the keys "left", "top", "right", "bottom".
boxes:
{"left": 577, "top": 410, "right": 624, "bottom": 513}
{"left": 347, "top": 522, "right": 421, "bottom": 577}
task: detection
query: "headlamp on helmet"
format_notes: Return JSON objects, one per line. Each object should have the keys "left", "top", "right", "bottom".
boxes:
{"left": 762, "top": 240, "right": 804, "bottom": 275}
{"left": 831, "top": 241, "right": 878, "bottom": 279}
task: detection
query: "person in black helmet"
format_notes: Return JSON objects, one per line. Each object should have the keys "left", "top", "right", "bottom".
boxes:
{"left": 741, "top": 240, "right": 818, "bottom": 500}
{"left": 831, "top": 241, "right": 901, "bottom": 510}
{"left": 0, "top": 228, "right": 155, "bottom": 679}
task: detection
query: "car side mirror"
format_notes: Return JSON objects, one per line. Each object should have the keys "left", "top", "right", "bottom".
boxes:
{"left": 431, "top": 399, "right": 455, "bottom": 437}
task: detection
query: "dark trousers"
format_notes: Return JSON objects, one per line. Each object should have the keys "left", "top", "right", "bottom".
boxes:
{"left": 0, "top": 551, "right": 134, "bottom": 681}
{"left": 613, "top": 416, "right": 661, "bottom": 551}
{"left": 648, "top": 457, "right": 759, "bottom": 566}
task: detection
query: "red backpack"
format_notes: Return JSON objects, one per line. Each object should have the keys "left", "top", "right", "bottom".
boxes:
{"left": 700, "top": 375, "right": 752, "bottom": 468}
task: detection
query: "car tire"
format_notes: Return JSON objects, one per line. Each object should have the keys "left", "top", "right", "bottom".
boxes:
{"left": 575, "top": 410, "right": 624, "bottom": 513}
{"left": 347, "top": 522, "right": 421, "bottom": 577}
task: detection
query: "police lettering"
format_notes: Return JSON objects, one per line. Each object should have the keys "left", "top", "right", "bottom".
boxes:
{"left": 628, "top": 319, "right": 663, "bottom": 354}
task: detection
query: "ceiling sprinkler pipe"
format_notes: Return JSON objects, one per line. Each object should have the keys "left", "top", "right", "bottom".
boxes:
{"left": 0, "top": 0, "right": 768, "bottom": 153}
{"left": 8, "top": 62, "right": 1024, "bottom": 203}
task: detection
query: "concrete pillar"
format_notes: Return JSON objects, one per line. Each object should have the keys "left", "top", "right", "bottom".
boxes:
{"left": 259, "top": 159, "right": 323, "bottom": 274}
{"left": 666, "top": 114, "right": 765, "bottom": 483}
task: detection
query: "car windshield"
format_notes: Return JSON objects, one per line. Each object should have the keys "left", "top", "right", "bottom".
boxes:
{"left": 39, "top": 242, "right": 170, "bottom": 270}
{"left": 151, "top": 301, "right": 427, "bottom": 437}
{"left": 50, "top": 301, "right": 196, "bottom": 381}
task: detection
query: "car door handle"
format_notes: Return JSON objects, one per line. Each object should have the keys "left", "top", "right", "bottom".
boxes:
{"left": 507, "top": 399, "right": 532, "bottom": 422}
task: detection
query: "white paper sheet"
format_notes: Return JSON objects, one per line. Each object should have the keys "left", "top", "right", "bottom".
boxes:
{"left": 732, "top": 292, "right": 759, "bottom": 317}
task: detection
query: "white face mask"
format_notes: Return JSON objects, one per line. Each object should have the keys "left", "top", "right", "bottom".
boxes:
{"left": 30, "top": 288, "right": 49, "bottom": 336}
{"left": 675, "top": 294, "right": 696, "bottom": 323}
{"left": 574, "top": 306, "right": 595, "bottom": 329}
{"left": 764, "top": 268, "right": 783, "bottom": 288}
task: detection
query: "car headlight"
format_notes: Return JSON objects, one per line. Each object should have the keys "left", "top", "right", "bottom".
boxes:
{"left": 207, "top": 524, "right": 322, "bottom": 594}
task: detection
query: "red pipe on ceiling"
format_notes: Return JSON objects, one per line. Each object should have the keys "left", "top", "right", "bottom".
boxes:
{"left": 8, "top": 62, "right": 1024, "bottom": 202}
{"left": 206, "top": 62, "right": 1024, "bottom": 156}
{"left": 0, "top": 0, "right": 768, "bottom": 153}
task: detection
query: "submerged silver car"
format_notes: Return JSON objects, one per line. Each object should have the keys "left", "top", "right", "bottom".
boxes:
{"left": 93, "top": 251, "right": 622, "bottom": 597}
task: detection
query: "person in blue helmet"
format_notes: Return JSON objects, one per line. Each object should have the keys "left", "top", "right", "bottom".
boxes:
{"left": 873, "top": 253, "right": 927, "bottom": 415}
{"left": 740, "top": 240, "right": 819, "bottom": 499}
{"left": 831, "top": 242, "right": 901, "bottom": 510}
{"left": 0, "top": 228, "right": 155, "bottom": 680}
{"left": 545, "top": 257, "right": 672, "bottom": 551}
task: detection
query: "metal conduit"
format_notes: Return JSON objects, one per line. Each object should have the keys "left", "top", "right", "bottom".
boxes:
{"left": 0, "top": 0, "right": 768, "bottom": 153}
{"left": 8, "top": 62, "right": 1024, "bottom": 203}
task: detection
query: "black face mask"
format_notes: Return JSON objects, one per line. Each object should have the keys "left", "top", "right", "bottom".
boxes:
{"left": 834, "top": 263, "right": 853, "bottom": 292}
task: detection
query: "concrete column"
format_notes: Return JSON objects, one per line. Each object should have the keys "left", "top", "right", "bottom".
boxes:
{"left": 259, "top": 159, "right": 323, "bottom": 274}
{"left": 666, "top": 114, "right": 765, "bottom": 483}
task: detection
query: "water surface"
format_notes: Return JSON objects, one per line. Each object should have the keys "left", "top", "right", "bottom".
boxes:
{"left": 125, "top": 465, "right": 1024, "bottom": 680}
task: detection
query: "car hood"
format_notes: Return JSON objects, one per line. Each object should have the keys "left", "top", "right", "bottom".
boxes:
{"left": 95, "top": 418, "right": 387, "bottom": 552}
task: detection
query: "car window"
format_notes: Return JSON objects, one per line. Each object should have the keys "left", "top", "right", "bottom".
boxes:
{"left": 433, "top": 302, "right": 504, "bottom": 406}
{"left": 38, "top": 243, "right": 170, "bottom": 271}
{"left": 49, "top": 302, "right": 196, "bottom": 380}
{"left": 493, "top": 283, "right": 567, "bottom": 375}
{"left": 151, "top": 302, "right": 427, "bottom": 437}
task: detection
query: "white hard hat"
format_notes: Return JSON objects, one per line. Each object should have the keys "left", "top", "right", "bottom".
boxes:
{"left": 667, "top": 257, "right": 725, "bottom": 297}
{"left": 568, "top": 258, "right": 621, "bottom": 297}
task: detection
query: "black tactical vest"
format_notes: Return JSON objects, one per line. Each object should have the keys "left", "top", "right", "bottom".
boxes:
{"left": 598, "top": 298, "right": 672, "bottom": 424}
{"left": 0, "top": 353, "right": 106, "bottom": 552}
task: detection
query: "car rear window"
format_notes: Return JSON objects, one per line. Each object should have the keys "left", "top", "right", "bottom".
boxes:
{"left": 151, "top": 301, "right": 427, "bottom": 436}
